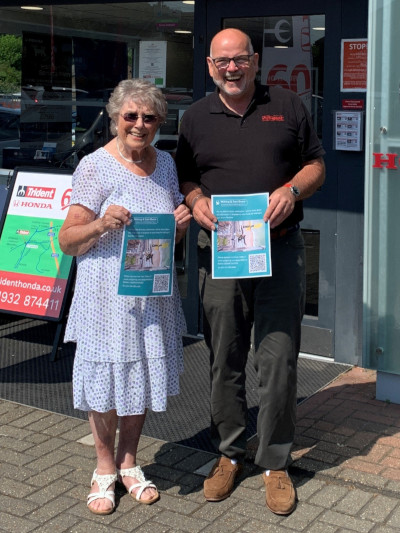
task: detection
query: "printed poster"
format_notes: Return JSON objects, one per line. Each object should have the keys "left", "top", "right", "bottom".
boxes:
{"left": 0, "top": 170, "right": 74, "bottom": 319}
{"left": 334, "top": 110, "right": 363, "bottom": 151}
{"left": 211, "top": 193, "right": 271, "bottom": 279}
{"left": 341, "top": 39, "right": 368, "bottom": 92}
{"left": 138, "top": 41, "right": 167, "bottom": 87}
{"left": 118, "top": 213, "right": 175, "bottom": 297}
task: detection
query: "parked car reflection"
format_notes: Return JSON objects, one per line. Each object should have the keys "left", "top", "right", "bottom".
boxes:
{"left": 0, "top": 86, "right": 194, "bottom": 169}
{"left": 0, "top": 104, "right": 107, "bottom": 170}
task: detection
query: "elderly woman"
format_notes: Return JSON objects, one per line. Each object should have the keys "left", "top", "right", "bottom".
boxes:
{"left": 59, "top": 79, "right": 191, "bottom": 515}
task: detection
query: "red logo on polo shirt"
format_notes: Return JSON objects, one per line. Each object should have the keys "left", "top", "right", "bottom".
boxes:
{"left": 262, "top": 115, "right": 285, "bottom": 122}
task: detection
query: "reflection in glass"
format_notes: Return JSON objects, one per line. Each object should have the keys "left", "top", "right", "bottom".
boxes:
{"left": 0, "top": 2, "right": 194, "bottom": 170}
{"left": 223, "top": 15, "right": 325, "bottom": 139}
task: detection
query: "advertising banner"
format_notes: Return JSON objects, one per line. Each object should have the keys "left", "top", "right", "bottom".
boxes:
{"left": 0, "top": 170, "right": 74, "bottom": 320}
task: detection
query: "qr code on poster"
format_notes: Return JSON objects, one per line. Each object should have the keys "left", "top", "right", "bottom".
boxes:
{"left": 153, "top": 273, "right": 170, "bottom": 293}
{"left": 248, "top": 253, "right": 267, "bottom": 273}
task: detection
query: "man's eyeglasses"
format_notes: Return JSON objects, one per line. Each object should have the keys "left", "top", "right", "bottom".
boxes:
{"left": 120, "top": 113, "right": 159, "bottom": 124}
{"left": 210, "top": 54, "right": 254, "bottom": 70}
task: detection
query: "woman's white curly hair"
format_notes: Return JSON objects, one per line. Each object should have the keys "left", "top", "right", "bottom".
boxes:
{"left": 106, "top": 78, "right": 167, "bottom": 136}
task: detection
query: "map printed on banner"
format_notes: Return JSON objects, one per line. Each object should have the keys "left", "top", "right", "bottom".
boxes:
{"left": 0, "top": 171, "right": 74, "bottom": 319}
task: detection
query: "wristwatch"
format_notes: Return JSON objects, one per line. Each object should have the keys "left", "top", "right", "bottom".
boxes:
{"left": 284, "top": 183, "right": 300, "bottom": 197}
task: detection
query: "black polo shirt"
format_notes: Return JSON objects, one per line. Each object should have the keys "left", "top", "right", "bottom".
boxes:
{"left": 175, "top": 84, "right": 325, "bottom": 228}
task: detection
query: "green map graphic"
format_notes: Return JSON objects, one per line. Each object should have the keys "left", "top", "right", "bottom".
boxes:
{"left": 0, "top": 214, "right": 72, "bottom": 278}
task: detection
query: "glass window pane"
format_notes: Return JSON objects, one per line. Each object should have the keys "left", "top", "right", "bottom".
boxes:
{"left": 223, "top": 15, "right": 325, "bottom": 139}
{"left": 0, "top": 2, "right": 194, "bottom": 170}
{"left": 223, "top": 16, "right": 324, "bottom": 318}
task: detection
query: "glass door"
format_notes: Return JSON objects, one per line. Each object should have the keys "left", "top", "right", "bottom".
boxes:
{"left": 222, "top": 13, "right": 325, "bottom": 323}
{"left": 202, "top": 0, "right": 339, "bottom": 357}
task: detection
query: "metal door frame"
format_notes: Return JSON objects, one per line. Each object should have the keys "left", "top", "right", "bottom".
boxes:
{"left": 182, "top": 0, "right": 367, "bottom": 365}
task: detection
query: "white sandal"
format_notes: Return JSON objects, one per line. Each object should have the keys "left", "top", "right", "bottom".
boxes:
{"left": 118, "top": 465, "right": 159, "bottom": 504}
{"left": 87, "top": 469, "right": 117, "bottom": 515}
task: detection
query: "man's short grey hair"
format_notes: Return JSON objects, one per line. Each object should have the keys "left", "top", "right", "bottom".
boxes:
{"left": 106, "top": 78, "right": 167, "bottom": 136}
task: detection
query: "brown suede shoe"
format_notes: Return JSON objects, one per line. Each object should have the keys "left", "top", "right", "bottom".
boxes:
{"left": 204, "top": 456, "right": 242, "bottom": 501}
{"left": 262, "top": 470, "right": 296, "bottom": 515}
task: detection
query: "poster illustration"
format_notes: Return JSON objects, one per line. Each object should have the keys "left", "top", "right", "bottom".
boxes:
{"left": 118, "top": 213, "right": 175, "bottom": 296}
{"left": 211, "top": 193, "right": 271, "bottom": 279}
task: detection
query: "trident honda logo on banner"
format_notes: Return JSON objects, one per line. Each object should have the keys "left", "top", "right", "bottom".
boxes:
{"left": 261, "top": 16, "right": 312, "bottom": 111}
{"left": 0, "top": 170, "right": 74, "bottom": 319}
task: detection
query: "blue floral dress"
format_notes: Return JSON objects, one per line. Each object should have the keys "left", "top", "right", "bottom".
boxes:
{"left": 64, "top": 147, "right": 186, "bottom": 415}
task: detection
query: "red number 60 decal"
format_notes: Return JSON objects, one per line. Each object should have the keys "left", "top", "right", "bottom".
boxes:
{"left": 267, "top": 63, "right": 311, "bottom": 96}
{"left": 61, "top": 188, "right": 72, "bottom": 210}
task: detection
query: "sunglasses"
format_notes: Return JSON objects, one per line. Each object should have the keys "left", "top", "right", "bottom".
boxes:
{"left": 120, "top": 112, "right": 159, "bottom": 124}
